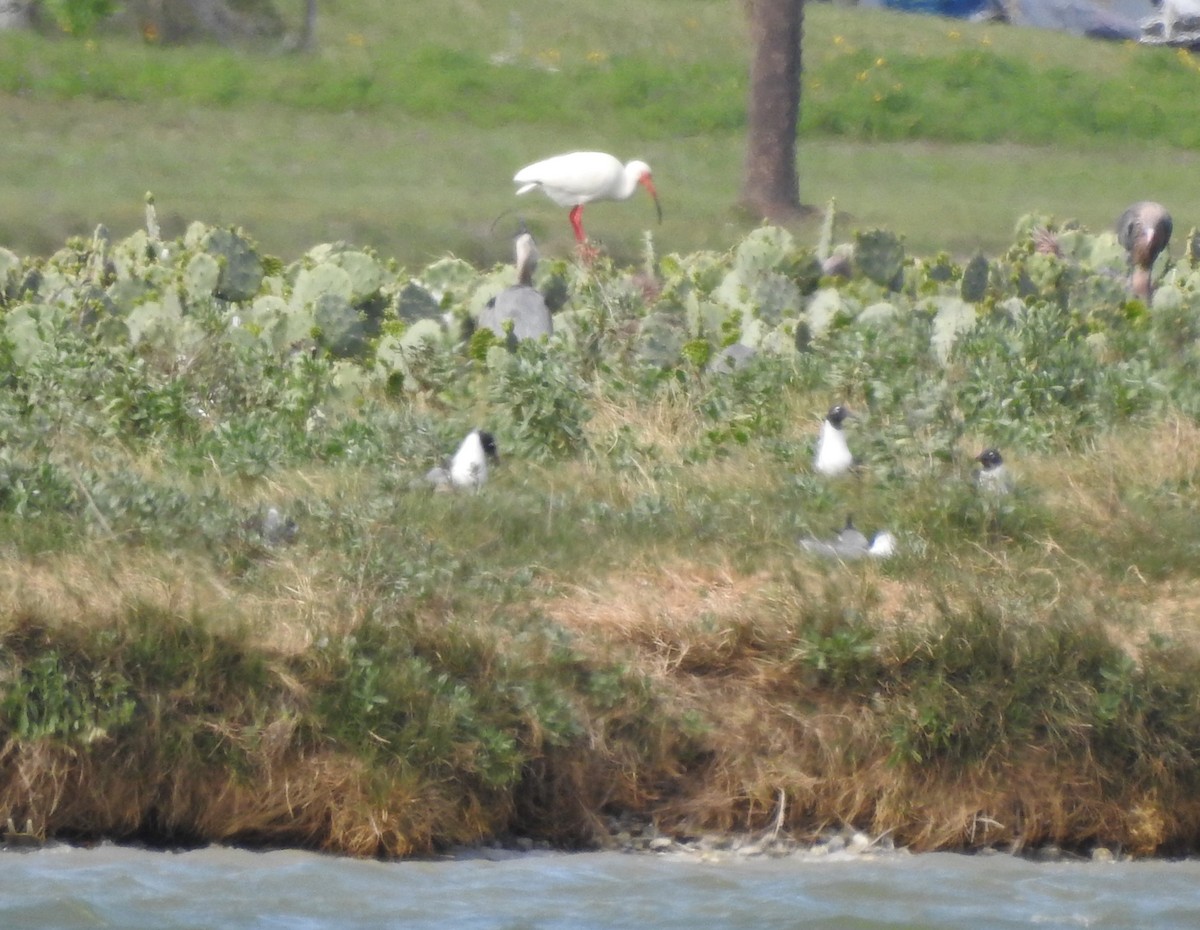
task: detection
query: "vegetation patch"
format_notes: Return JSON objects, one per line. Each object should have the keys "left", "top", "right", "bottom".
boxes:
{"left": 3, "top": 199, "right": 1200, "bottom": 857}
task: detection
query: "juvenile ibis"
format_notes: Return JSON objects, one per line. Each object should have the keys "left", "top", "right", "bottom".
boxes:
{"left": 513, "top": 151, "right": 662, "bottom": 246}
{"left": 1117, "top": 201, "right": 1172, "bottom": 300}
{"left": 479, "top": 229, "right": 552, "bottom": 342}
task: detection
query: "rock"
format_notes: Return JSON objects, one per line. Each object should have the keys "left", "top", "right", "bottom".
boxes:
{"left": 648, "top": 836, "right": 674, "bottom": 852}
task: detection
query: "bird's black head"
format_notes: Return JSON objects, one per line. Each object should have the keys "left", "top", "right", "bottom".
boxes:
{"left": 826, "top": 404, "right": 853, "bottom": 428}
{"left": 975, "top": 448, "right": 1003, "bottom": 470}
{"left": 478, "top": 430, "right": 500, "bottom": 464}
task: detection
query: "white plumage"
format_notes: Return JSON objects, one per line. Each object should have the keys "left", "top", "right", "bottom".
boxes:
{"left": 814, "top": 405, "right": 855, "bottom": 477}
{"left": 514, "top": 151, "right": 661, "bottom": 243}
{"left": 425, "top": 430, "right": 500, "bottom": 493}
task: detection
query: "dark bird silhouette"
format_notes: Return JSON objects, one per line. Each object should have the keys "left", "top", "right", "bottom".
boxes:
{"left": 1117, "top": 201, "right": 1172, "bottom": 300}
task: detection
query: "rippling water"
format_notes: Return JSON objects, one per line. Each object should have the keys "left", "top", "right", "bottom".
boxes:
{"left": 4, "top": 843, "right": 1200, "bottom": 930}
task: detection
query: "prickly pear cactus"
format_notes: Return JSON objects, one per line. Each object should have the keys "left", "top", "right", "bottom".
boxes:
{"left": 243, "top": 295, "right": 301, "bottom": 350}
{"left": 0, "top": 247, "right": 20, "bottom": 298}
{"left": 108, "top": 229, "right": 167, "bottom": 284}
{"left": 750, "top": 272, "right": 802, "bottom": 326}
{"left": 3, "top": 304, "right": 60, "bottom": 366}
{"left": 326, "top": 249, "right": 385, "bottom": 305}
{"left": 817, "top": 197, "right": 837, "bottom": 263}
{"left": 858, "top": 301, "right": 899, "bottom": 327}
{"left": 293, "top": 263, "right": 353, "bottom": 306}
{"left": 930, "top": 296, "right": 977, "bottom": 366}
{"left": 312, "top": 293, "right": 366, "bottom": 357}
{"left": 203, "top": 227, "right": 264, "bottom": 303}
{"left": 397, "top": 281, "right": 442, "bottom": 322}
{"left": 636, "top": 308, "right": 688, "bottom": 368}
{"left": 855, "top": 229, "right": 905, "bottom": 290}
{"left": 734, "top": 225, "right": 796, "bottom": 278}
{"left": 804, "top": 287, "right": 849, "bottom": 339}
{"left": 419, "top": 257, "right": 478, "bottom": 306}
{"left": 185, "top": 252, "right": 221, "bottom": 305}
{"left": 126, "top": 292, "right": 184, "bottom": 348}
{"left": 961, "top": 254, "right": 990, "bottom": 303}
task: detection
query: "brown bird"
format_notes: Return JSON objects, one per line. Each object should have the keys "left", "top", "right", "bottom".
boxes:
{"left": 1116, "top": 201, "right": 1172, "bottom": 300}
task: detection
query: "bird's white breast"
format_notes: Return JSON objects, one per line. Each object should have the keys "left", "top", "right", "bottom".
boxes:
{"left": 815, "top": 421, "right": 854, "bottom": 476}
{"left": 449, "top": 432, "right": 489, "bottom": 490}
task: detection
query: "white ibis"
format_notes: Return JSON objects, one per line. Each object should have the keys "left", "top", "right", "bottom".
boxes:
{"left": 513, "top": 151, "right": 662, "bottom": 246}
{"left": 479, "top": 229, "right": 552, "bottom": 342}
{"left": 814, "top": 404, "right": 855, "bottom": 477}
{"left": 1117, "top": 201, "right": 1172, "bottom": 300}
{"left": 425, "top": 430, "right": 500, "bottom": 492}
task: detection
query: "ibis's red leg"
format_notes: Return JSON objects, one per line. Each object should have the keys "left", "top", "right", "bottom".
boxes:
{"left": 568, "top": 205, "right": 586, "bottom": 243}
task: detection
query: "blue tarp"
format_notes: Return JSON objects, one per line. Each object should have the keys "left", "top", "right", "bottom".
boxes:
{"left": 882, "top": 0, "right": 991, "bottom": 16}
{"left": 880, "top": 0, "right": 1141, "bottom": 40}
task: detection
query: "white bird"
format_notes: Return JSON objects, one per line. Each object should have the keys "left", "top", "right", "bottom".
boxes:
{"left": 973, "top": 447, "right": 1012, "bottom": 496}
{"left": 479, "top": 229, "right": 552, "bottom": 342}
{"left": 1116, "top": 201, "right": 1172, "bottom": 301}
{"left": 513, "top": 151, "right": 662, "bottom": 246}
{"left": 814, "top": 404, "right": 855, "bottom": 477}
{"left": 426, "top": 430, "right": 500, "bottom": 492}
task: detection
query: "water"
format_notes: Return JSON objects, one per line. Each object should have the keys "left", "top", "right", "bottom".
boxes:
{"left": 3, "top": 843, "right": 1199, "bottom": 930}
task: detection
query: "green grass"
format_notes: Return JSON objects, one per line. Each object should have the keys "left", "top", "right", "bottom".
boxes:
{"left": 2, "top": 3, "right": 1200, "bottom": 265}
{"left": 6, "top": 1, "right": 1200, "bottom": 858}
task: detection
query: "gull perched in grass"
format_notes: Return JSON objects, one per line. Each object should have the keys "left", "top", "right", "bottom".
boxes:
{"left": 973, "top": 447, "right": 1013, "bottom": 496}
{"left": 800, "top": 516, "right": 895, "bottom": 561}
{"left": 425, "top": 429, "right": 500, "bottom": 492}
{"left": 814, "top": 404, "right": 855, "bottom": 477}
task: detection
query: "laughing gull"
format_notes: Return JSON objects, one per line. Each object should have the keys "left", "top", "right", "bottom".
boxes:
{"left": 425, "top": 429, "right": 500, "bottom": 492}
{"left": 814, "top": 404, "right": 856, "bottom": 477}
{"left": 973, "top": 447, "right": 1012, "bottom": 496}
{"left": 1117, "top": 201, "right": 1172, "bottom": 300}
{"left": 800, "top": 516, "right": 895, "bottom": 561}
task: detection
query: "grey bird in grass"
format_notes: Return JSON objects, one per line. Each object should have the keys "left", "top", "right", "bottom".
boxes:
{"left": 479, "top": 227, "right": 552, "bottom": 342}
{"left": 244, "top": 506, "right": 298, "bottom": 547}
{"left": 1117, "top": 201, "right": 1172, "bottom": 301}
{"left": 814, "top": 404, "right": 856, "bottom": 477}
{"left": 800, "top": 516, "right": 895, "bottom": 562}
{"left": 973, "top": 447, "right": 1013, "bottom": 496}
{"left": 425, "top": 429, "right": 501, "bottom": 493}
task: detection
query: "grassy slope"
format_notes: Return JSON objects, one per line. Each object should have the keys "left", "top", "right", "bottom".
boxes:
{"left": 2, "top": 3, "right": 1200, "bottom": 264}
{"left": 4, "top": 1, "right": 1200, "bottom": 858}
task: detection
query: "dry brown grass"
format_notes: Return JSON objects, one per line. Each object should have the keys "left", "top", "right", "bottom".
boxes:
{"left": 0, "top": 548, "right": 363, "bottom": 656}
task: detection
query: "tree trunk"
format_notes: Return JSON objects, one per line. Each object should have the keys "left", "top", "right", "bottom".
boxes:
{"left": 293, "top": 0, "right": 316, "bottom": 51}
{"left": 741, "top": 0, "right": 805, "bottom": 220}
